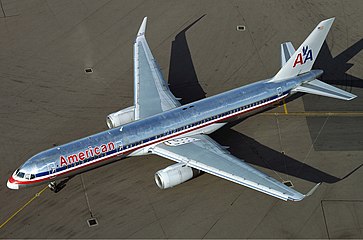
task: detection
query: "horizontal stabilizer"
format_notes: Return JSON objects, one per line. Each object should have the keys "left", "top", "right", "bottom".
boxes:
{"left": 293, "top": 79, "right": 357, "bottom": 100}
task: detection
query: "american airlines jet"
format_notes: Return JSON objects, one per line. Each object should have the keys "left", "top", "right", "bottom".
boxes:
{"left": 7, "top": 17, "right": 356, "bottom": 201}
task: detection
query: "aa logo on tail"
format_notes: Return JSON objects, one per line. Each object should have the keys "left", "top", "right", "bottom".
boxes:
{"left": 293, "top": 46, "right": 313, "bottom": 67}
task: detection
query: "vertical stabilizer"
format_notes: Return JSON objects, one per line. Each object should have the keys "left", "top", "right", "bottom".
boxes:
{"left": 270, "top": 18, "right": 335, "bottom": 82}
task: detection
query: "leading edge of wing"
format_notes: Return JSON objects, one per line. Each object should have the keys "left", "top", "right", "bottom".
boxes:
{"left": 152, "top": 135, "right": 321, "bottom": 201}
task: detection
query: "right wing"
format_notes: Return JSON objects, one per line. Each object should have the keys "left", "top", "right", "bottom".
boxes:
{"left": 152, "top": 134, "right": 320, "bottom": 201}
{"left": 134, "top": 17, "right": 181, "bottom": 120}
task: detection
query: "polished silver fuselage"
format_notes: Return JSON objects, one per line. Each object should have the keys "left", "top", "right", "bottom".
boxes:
{"left": 9, "top": 70, "right": 322, "bottom": 188}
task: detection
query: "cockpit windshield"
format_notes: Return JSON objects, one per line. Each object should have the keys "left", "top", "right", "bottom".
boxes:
{"left": 16, "top": 171, "right": 25, "bottom": 178}
{"left": 16, "top": 171, "right": 35, "bottom": 179}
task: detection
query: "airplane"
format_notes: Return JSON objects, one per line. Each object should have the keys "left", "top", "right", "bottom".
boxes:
{"left": 7, "top": 17, "right": 356, "bottom": 201}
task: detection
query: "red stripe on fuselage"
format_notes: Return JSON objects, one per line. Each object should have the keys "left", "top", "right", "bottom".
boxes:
{"left": 10, "top": 94, "right": 287, "bottom": 186}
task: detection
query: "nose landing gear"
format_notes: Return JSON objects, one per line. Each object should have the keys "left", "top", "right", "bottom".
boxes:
{"left": 48, "top": 177, "right": 72, "bottom": 193}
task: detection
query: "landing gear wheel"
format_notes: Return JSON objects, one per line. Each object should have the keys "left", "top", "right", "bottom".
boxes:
{"left": 48, "top": 177, "right": 73, "bottom": 193}
{"left": 48, "top": 181, "right": 57, "bottom": 192}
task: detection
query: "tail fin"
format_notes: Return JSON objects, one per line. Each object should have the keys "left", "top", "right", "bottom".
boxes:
{"left": 281, "top": 42, "right": 295, "bottom": 67}
{"left": 270, "top": 18, "right": 335, "bottom": 82}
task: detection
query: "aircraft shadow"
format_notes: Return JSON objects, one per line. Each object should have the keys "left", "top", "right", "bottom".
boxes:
{"left": 168, "top": 15, "right": 206, "bottom": 104}
{"left": 314, "top": 39, "right": 363, "bottom": 89}
{"left": 303, "top": 39, "right": 363, "bottom": 151}
{"left": 211, "top": 126, "right": 340, "bottom": 184}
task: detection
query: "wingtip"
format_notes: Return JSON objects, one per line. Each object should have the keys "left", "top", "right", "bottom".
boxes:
{"left": 319, "top": 17, "right": 335, "bottom": 26}
{"left": 137, "top": 16, "right": 148, "bottom": 37}
{"left": 288, "top": 182, "right": 322, "bottom": 201}
{"left": 347, "top": 92, "right": 357, "bottom": 101}
{"left": 305, "top": 182, "right": 322, "bottom": 197}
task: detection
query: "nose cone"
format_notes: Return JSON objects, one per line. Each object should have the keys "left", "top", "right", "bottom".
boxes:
{"left": 7, "top": 176, "right": 19, "bottom": 190}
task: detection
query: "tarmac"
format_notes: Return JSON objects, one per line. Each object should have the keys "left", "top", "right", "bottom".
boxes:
{"left": 0, "top": 0, "right": 363, "bottom": 238}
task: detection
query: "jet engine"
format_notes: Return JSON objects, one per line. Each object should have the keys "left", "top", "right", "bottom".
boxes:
{"left": 106, "top": 106, "right": 135, "bottom": 129}
{"left": 154, "top": 163, "right": 200, "bottom": 189}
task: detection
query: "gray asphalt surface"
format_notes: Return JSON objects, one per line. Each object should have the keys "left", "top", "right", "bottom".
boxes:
{"left": 0, "top": 0, "right": 362, "bottom": 238}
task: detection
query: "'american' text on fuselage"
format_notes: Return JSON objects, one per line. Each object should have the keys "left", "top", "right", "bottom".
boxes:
{"left": 60, "top": 142, "right": 115, "bottom": 167}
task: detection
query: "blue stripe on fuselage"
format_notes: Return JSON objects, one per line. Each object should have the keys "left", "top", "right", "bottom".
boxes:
{"left": 34, "top": 91, "right": 290, "bottom": 179}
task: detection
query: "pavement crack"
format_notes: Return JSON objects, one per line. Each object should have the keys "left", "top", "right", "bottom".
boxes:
{"left": 80, "top": 174, "right": 94, "bottom": 218}
{"left": 295, "top": 116, "right": 330, "bottom": 176}
{"left": 247, "top": 200, "right": 279, "bottom": 238}
{"left": 0, "top": 0, "right": 6, "bottom": 18}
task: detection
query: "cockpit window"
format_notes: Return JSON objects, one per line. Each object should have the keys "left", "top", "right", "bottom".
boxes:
{"left": 17, "top": 172, "right": 25, "bottom": 178}
{"left": 15, "top": 169, "right": 19, "bottom": 175}
{"left": 25, "top": 174, "right": 30, "bottom": 180}
{"left": 30, "top": 174, "right": 35, "bottom": 179}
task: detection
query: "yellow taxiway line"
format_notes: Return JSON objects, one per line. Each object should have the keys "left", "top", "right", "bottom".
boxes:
{"left": 0, "top": 186, "right": 48, "bottom": 229}
{"left": 282, "top": 100, "right": 288, "bottom": 114}
{"left": 261, "top": 111, "right": 363, "bottom": 117}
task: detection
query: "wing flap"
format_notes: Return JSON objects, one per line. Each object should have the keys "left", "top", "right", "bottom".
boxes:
{"left": 152, "top": 135, "right": 318, "bottom": 201}
{"left": 293, "top": 79, "right": 357, "bottom": 100}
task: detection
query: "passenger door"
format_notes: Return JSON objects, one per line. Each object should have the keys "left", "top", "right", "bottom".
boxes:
{"left": 47, "top": 162, "right": 56, "bottom": 178}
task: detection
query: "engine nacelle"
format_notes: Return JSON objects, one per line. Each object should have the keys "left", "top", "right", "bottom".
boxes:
{"left": 154, "top": 163, "right": 200, "bottom": 189}
{"left": 106, "top": 106, "right": 135, "bottom": 129}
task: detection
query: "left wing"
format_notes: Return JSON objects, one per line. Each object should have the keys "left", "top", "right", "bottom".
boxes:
{"left": 152, "top": 134, "right": 320, "bottom": 201}
{"left": 134, "top": 17, "right": 181, "bottom": 120}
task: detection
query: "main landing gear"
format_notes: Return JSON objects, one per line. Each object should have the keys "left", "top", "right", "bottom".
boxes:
{"left": 48, "top": 177, "right": 72, "bottom": 193}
